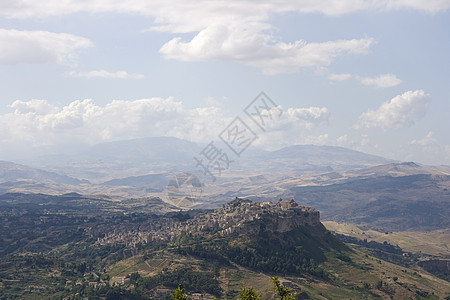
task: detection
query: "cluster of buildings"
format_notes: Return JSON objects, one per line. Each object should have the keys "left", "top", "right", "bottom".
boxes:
{"left": 94, "top": 198, "right": 320, "bottom": 247}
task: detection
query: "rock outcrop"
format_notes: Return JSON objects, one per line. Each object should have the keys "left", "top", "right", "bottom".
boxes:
{"left": 95, "top": 198, "right": 322, "bottom": 246}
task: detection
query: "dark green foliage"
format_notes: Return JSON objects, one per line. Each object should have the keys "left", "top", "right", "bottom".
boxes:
{"left": 240, "top": 286, "right": 261, "bottom": 300}
{"left": 335, "top": 233, "right": 417, "bottom": 268}
{"left": 105, "top": 286, "right": 145, "bottom": 300}
{"left": 418, "top": 260, "right": 450, "bottom": 281}
{"left": 171, "top": 285, "right": 188, "bottom": 300}
{"left": 175, "top": 226, "right": 336, "bottom": 277}
{"left": 130, "top": 272, "right": 141, "bottom": 284}
{"left": 132, "top": 268, "right": 221, "bottom": 297}
{"left": 271, "top": 276, "right": 297, "bottom": 300}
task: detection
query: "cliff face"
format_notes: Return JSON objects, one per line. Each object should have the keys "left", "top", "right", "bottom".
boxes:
{"left": 267, "top": 208, "right": 321, "bottom": 232}
{"left": 214, "top": 198, "right": 322, "bottom": 236}
{"left": 95, "top": 198, "right": 325, "bottom": 247}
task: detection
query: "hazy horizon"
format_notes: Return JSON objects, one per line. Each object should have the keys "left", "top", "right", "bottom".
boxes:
{"left": 1, "top": 1, "right": 450, "bottom": 165}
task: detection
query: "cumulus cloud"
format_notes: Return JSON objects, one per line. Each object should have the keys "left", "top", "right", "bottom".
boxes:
{"left": 252, "top": 105, "right": 330, "bottom": 149}
{"left": 1, "top": 1, "right": 448, "bottom": 72}
{"left": 10, "top": 99, "right": 58, "bottom": 115}
{"left": 160, "top": 23, "right": 374, "bottom": 74}
{"left": 355, "top": 90, "right": 431, "bottom": 129}
{"left": 336, "top": 135, "right": 348, "bottom": 146}
{"left": 283, "top": 107, "right": 330, "bottom": 128}
{"left": 0, "top": 98, "right": 329, "bottom": 153}
{"left": 408, "top": 131, "right": 449, "bottom": 163}
{"left": 261, "top": 105, "right": 330, "bottom": 130}
{"left": 359, "top": 73, "right": 402, "bottom": 88}
{"left": 5, "top": 1, "right": 432, "bottom": 74}
{"left": 1, "top": 1, "right": 449, "bottom": 20}
{"left": 410, "top": 131, "right": 437, "bottom": 147}
{"left": 68, "top": 70, "right": 144, "bottom": 79}
{"left": 0, "top": 29, "right": 92, "bottom": 65}
{"left": 0, "top": 98, "right": 225, "bottom": 147}
{"left": 3, "top": 1, "right": 441, "bottom": 73}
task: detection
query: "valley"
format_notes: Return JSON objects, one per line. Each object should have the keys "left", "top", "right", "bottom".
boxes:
{"left": 0, "top": 138, "right": 449, "bottom": 299}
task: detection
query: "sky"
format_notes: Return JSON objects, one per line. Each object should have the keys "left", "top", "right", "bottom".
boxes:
{"left": 0, "top": 0, "right": 450, "bottom": 165}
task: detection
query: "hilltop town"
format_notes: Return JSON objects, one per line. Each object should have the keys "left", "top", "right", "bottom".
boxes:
{"left": 94, "top": 198, "right": 320, "bottom": 247}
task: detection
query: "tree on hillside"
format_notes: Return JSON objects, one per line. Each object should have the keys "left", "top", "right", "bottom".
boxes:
{"left": 240, "top": 286, "right": 261, "bottom": 300}
{"left": 172, "top": 284, "right": 188, "bottom": 300}
{"left": 271, "top": 276, "right": 297, "bottom": 300}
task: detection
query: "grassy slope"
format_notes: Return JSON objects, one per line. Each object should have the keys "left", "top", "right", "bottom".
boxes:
{"left": 324, "top": 221, "right": 450, "bottom": 257}
{"left": 107, "top": 245, "right": 450, "bottom": 299}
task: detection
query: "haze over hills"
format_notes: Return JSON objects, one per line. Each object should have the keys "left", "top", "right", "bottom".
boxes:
{"left": 1, "top": 137, "right": 449, "bottom": 232}
{"left": 19, "top": 136, "right": 394, "bottom": 181}
{"left": 0, "top": 161, "right": 90, "bottom": 196}
{"left": 238, "top": 144, "right": 395, "bottom": 174}
{"left": 0, "top": 161, "right": 89, "bottom": 185}
{"left": 30, "top": 137, "right": 202, "bottom": 183}
{"left": 288, "top": 173, "right": 450, "bottom": 231}
{"left": 0, "top": 136, "right": 395, "bottom": 190}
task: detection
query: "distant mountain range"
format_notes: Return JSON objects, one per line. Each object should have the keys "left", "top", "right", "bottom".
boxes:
{"left": 24, "top": 137, "right": 395, "bottom": 181}
{"left": 30, "top": 137, "right": 202, "bottom": 182}
{"left": 240, "top": 144, "right": 394, "bottom": 173}
{"left": 0, "top": 136, "right": 394, "bottom": 187}
{"left": 1, "top": 137, "right": 449, "bottom": 231}
{"left": 288, "top": 172, "right": 450, "bottom": 231}
{"left": 0, "top": 160, "right": 89, "bottom": 186}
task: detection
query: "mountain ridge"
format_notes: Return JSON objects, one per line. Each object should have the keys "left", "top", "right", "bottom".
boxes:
{"left": 0, "top": 160, "right": 89, "bottom": 185}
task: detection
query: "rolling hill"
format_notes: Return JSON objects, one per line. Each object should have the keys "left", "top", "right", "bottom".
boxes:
{"left": 0, "top": 160, "right": 89, "bottom": 185}
{"left": 15, "top": 137, "right": 394, "bottom": 182}
{"left": 289, "top": 173, "right": 450, "bottom": 231}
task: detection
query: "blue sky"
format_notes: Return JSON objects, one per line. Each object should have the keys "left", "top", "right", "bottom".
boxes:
{"left": 0, "top": 1, "right": 449, "bottom": 165}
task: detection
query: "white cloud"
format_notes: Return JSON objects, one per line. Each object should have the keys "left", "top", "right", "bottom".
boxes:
{"left": 328, "top": 72, "right": 403, "bottom": 87}
{"left": 3, "top": 1, "right": 440, "bottom": 73}
{"left": 68, "top": 70, "right": 144, "bottom": 79}
{"left": 337, "top": 135, "right": 348, "bottom": 146}
{"left": 284, "top": 107, "right": 330, "bottom": 127}
{"left": 410, "top": 131, "right": 437, "bottom": 147}
{"left": 0, "top": 98, "right": 225, "bottom": 147}
{"left": 0, "top": 98, "right": 328, "bottom": 153}
{"left": 253, "top": 105, "right": 330, "bottom": 149}
{"left": 0, "top": 29, "right": 92, "bottom": 65}
{"left": 359, "top": 73, "right": 402, "bottom": 88}
{"left": 380, "top": 0, "right": 450, "bottom": 13}
{"left": 1, "top": 1, "right": 449, "bottom": 20}
{"left": 160, "top": 22, "right": 374, "bottom": 74}
{"left": 263, "top": 106, "right": 330, "bottom": 130}
{"left": 408, "top": 131, "right": 449, "bottom": 164}
{"left": 10, "top": 99, "right": 58, "bottom": 115}
{"left": 0, "top": 1, "right": 447, "bottom": 72}
{"left": 355, "top": 90, "right": 431, "bottom": 129}
{"left": 0, "top": 1, "right": 406, "bottom": 74}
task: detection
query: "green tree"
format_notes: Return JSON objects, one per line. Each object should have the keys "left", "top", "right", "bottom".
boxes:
{"left": 240, "top": 286, "right": 261, "bottom": 300}
{"left": 129, "top": 272, "right": 141, "bottom": 284}
{"left": 271, "top": 277, "right": 297, "bottom": 300}
{"left": 172, "top": 284, "right": 188, "bottom": 300}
